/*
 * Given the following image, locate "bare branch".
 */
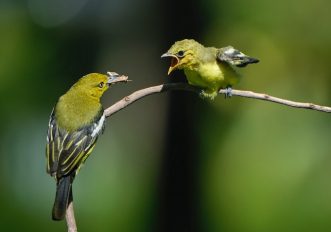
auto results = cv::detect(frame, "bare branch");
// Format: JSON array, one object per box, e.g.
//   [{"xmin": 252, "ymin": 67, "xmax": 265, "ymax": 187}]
[
  {"xmin": 105, "ymin": 83, "xmax": 331, "ymax": 117},
  {"xmin": 66, "ymin": 83, "xmax": 330, "ymax": 230},
  {"xmin": 66, "ymin": 202, "xmax": 77, "ymax": 232},
  {"xmin": 105, "ymin": 83, "xmax": 195, "ymax": 117},
  {"xmin": 218, "ymin": 89, "xmax": 331, "ymax": 112}
]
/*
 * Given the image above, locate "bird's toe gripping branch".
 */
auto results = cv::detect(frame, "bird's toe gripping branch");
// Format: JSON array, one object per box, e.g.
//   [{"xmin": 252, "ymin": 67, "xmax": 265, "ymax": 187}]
[{"xmin": 224, "ymin": 86, "xmax": 233, "ymax": 99}]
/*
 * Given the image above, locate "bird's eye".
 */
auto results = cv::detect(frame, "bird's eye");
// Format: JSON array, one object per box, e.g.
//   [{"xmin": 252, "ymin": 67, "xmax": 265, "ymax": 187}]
[
  {"xmin": 177, "ymin": 50, "xmax": 185, "ymax": 57},
  {"xmin": 98, "ymin": 82, "xmax": 104, "ymax": 88}
]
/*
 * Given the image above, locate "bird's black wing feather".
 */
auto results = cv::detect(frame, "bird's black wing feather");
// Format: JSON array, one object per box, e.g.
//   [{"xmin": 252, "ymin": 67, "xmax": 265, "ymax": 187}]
[
  {"xmin": 46, "ymin": 108, "xmax": 59, "ymax": 175},
  {"xmin": 217, "ymin": 46, "xmax": 259, "ymax": 67},
  {"xmin": 46, "ymin": 109, "xmax": 105, "ymax": 179}
]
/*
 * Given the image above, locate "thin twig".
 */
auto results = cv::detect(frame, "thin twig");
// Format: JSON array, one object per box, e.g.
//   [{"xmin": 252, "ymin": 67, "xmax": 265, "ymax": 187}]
[
  {"xmin": 218, "ymin": 89, "xmax": 331, "ymax": 112},
  {"xmin": 105, "ymin": 83, "xmax": 331, "ymax": 117},
  {"xmin": 66, "ymin": 202, "xmax": 77, "ymax": 232},
  {"xmin": 67, "ymin": 82, "xmax": 330, "ymax": 230}
]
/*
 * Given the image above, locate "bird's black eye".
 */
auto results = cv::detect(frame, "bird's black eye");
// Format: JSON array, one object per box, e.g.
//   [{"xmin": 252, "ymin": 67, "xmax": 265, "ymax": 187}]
[
  {"xmin": 177, "ymin": 50, "xmax": 185, "ymax": 57},
  {"xmin": 98, "ymin": 82, "xmax": 104, "ymax": 88}
]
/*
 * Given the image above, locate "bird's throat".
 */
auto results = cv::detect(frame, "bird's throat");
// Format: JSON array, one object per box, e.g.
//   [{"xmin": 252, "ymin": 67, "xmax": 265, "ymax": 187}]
[{"xmin": 170, "ymin": 57, "xmax": 179, "ymax": 68}]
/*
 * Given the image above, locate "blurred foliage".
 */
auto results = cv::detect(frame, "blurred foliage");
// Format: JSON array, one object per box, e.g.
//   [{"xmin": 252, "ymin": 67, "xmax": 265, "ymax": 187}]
[{"xmin": 0, "ymin": 0, "xmax": 331, "ymax": 231}]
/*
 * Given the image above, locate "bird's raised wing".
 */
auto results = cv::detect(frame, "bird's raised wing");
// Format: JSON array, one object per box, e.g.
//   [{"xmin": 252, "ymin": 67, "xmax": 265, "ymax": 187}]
[
  {"xmin": 217, "ymin": 46, "xmax": 259, "ymax": 67},
  {"xmin": 46, "ymin": 109, "xmax": 105, "ymax": 179}
]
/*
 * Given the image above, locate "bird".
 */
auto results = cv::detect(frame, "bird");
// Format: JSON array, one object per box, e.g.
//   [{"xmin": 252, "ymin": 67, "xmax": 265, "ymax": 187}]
[
  {"xmin": 161, "ymin": 39, "xmax": 259, "ymax": 99},
  {"xmin": 46, "ymin": 72, "xmax": 127, "ymax": 220}
]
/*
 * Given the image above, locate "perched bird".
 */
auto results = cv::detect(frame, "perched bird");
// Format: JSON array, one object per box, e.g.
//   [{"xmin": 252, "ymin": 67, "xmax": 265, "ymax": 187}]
[
  {"xmin": 161, "ymin": 39, "xmax": 259, "ymax": 99},
  {"xmin": 46, "ymin": 72, "xmax": 127, "ymax": 220}
]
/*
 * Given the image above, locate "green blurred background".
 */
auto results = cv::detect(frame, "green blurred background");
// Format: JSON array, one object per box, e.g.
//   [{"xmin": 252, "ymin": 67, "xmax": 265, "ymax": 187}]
[{"xmin": 1, "ymin": 0, "xmax": 331, "ymax": 231}]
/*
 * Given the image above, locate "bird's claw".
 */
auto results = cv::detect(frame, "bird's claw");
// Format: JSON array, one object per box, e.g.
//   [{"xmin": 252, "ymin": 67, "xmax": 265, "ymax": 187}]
[{"xmin": 224, "ymin": 86, "xmax": 232, "ymax": 99}]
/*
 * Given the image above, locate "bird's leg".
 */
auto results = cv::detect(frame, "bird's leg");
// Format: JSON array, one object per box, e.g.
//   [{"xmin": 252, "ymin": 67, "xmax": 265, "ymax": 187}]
[{"xmin": 224, "ymin": 86, "xmax": 233, "ymax": 99}]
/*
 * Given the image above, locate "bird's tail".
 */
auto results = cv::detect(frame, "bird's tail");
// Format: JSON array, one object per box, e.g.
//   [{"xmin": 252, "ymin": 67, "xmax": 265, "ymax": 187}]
[
  {"xmin": 236, "ymin": 56, "xmax": 259, "ymax": 67},
  {"xmin": 52, "ymin": 176, "xmax": 72, "ymax": 220}
]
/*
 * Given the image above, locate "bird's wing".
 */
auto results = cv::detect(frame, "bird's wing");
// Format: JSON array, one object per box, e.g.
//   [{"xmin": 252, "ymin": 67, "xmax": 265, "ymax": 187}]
[
  {"xmin": 217, "ymin": 46, "xmax": 259, "ymax": 67},
  {"xmin": 46, "ymin": 108, "xmax": 59, "ymax": 175},
  {"xmin": 46, "ymin": 110, "xmax": 105, "ymax": 179}
]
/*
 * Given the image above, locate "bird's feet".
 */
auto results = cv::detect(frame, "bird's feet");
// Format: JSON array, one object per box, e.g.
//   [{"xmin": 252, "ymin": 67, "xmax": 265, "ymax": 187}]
[
  {"xmin": 199, "ymin": 90, "xmax": 218, "ymax": 100},
  {"xmin": 224, "ymin": 86, "xmax": 232, "ymax": 99}
]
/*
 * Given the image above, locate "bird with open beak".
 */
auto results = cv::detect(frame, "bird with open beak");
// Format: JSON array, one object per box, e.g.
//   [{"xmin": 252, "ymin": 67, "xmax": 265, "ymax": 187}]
[{"xmin": 161, "ymin": 39, "xmax": 259, "ymax": 99}]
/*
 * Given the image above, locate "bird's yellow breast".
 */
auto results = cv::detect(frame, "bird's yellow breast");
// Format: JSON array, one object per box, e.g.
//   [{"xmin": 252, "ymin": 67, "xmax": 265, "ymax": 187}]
[
  {"xmin": 184, "ymin": 61, "xmax": 239, "ymax": 91},
  {"xmin": 55, "ymin": 91, "xmax": 102, "ymax": 132}
]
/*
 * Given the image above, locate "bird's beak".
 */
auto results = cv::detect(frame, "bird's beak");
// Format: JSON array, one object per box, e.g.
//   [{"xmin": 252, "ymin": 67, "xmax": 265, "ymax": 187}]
[
  {"xmin": 107, "ymin": 72, "xmax": 130, "ymax": 85},
  {"xmin": 161, "ymin": 53, "xmax": 180, "ymax": 75}
]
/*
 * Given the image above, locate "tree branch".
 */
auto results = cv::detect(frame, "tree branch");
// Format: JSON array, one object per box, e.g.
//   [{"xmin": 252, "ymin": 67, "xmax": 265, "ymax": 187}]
[
  {"xmin": 66, "ymin": 202, "xmax": 77, "ymax": 232},
  {"xmin": 67, "ymin": 82, "xmax": 330, "ymax": 231},
  {"xmin": 105, "ymin": 83, "xmax": 331, "ymax": 117}
]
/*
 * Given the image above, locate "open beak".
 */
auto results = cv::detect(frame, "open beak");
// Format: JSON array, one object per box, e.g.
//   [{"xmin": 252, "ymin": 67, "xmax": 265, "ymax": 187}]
[
  {"xmin": 161, "ymin": 53, "xmax": 180, "ymax": 75},
  {"xmin": 107, "ymin": 72, "xmax": 130, "ymax": 85}
]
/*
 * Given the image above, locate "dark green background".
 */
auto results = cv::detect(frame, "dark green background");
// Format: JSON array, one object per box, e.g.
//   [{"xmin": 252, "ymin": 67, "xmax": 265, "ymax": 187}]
[{"xmin": 1, "ymin": 0, "xmax": 331, "ymax": 231}]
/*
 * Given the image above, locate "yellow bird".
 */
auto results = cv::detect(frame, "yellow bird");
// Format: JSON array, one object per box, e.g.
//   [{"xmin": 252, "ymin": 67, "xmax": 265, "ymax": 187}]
[
  {"xmin": 46, "ymin": 72, "xmax": 127, "ymax": 220},
  {"xmin": 161, "ymin": 39, "xmax": 259, "ymax": 99}
]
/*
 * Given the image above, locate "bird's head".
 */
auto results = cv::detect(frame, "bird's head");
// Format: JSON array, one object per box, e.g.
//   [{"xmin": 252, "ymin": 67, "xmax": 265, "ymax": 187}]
[
  {"xmin": 72, "ymin": 72, "xmax": 129, "ymax": 99},
  {"xmin": 161, "ymin": 39, "xmax": 203, "ymax": 75}
]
